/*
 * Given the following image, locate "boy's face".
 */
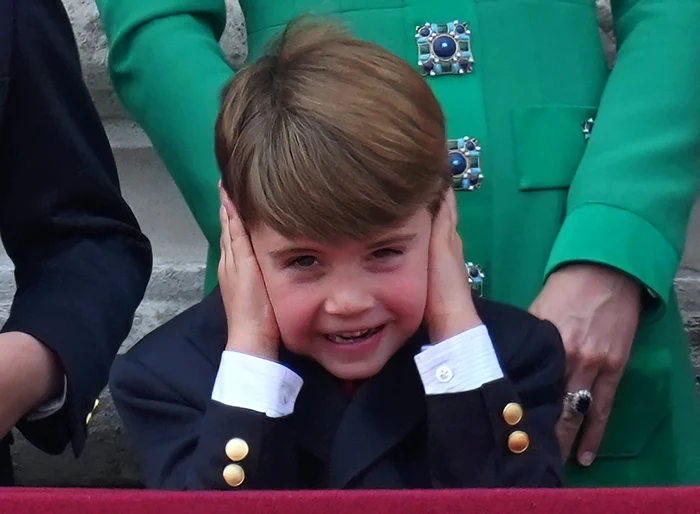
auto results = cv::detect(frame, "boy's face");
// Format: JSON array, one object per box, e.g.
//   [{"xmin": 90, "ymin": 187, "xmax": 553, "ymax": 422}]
[{"xmin": 250, "ymin": 209, "xmax": 432, "ymax": 380}]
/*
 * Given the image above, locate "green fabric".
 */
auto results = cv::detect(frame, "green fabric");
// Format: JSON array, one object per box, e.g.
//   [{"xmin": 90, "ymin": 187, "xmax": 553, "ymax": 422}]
[
  {"xmin": 513, "ymin": 106, "xmax": 597, "ymax": 191},
  {"xmin": 546, "ymin": 204, "xmax": 679, "ymax": 305},
  {"xmin": 98, "ymin": 0, "xmax": 231, "ymax": 292},
  {"xmin": 96, "ymin": 0, "xmax": 700, "ymax": 486}
]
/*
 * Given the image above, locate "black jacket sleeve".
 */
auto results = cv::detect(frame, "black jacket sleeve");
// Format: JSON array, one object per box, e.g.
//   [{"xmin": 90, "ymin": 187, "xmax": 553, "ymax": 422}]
[
  {"xmin": 426, "ymin": 318, "xmax": 565, "ymax": 488},
  {"xmin": 0, "ymin": 0, "xmax": 152, "ymax": 456},
  {"xmin": 109, "ymin": 304, "xmax": 297, "ymax": 491}
]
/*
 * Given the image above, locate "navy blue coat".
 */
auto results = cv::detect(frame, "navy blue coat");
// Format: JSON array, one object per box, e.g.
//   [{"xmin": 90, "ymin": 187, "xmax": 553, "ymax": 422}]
[
  {"xmin": 112, "ymin": 290, "xmax": 566, "ymax": 490},
  {"xmin": 0, "ymin": 0, "xmax": 152, "ymax": 485}
]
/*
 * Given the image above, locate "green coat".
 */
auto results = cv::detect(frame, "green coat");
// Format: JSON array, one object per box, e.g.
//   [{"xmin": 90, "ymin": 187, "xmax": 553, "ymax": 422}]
[{"xmin": 97, "ymin": 0, "xmax": 700, "ymax": 487}]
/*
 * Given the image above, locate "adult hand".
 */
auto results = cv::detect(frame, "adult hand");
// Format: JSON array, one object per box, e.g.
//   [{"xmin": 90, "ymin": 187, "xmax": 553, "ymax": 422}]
[
  {"xmin": 0, "ymin": 332, "xmax": 62, "ymax": 438},
  {"xmin": 218, "ymin": 185, "xmax": 280, "ymax": 361},
  {"xmin": 425, "ymin": 189, "xmax": 482, "ymax": 344},
  {"xmin": 530, "ymin": 263, "xmax": 641, "ymax": 466}
]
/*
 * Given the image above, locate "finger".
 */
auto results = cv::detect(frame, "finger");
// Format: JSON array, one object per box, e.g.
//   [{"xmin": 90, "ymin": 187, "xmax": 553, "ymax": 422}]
[
  {"xmin": 557, "ymin": 365, "xmax": 597, "ymax": 461},
  {"xmin": 218, "ymin": 183, "xmax": 248, "ymax": 248},
  {"xmin": 219, "ymin": 205, "xmax": 233, "ymax": 271},
  {"xmin": 431, "ymin": 191, "xmax": 452, "ymax": 241},
  {"xmin": 225, "ymin": 199, "xmax": 256, "ymax": 260},
  {"xmin": 576, "ymin": 370, "xmax": 622, "ymax": 466},
  {"xmin": 219, "ymin": 183, "xmax": 237, "ymax": 218},
  {"xmin": 556, "ymin": 401, "xmax": 584, "ymax": 462}
]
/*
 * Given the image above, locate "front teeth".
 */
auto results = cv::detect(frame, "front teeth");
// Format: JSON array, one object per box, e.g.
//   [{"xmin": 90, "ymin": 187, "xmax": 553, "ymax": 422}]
[
  {"xmin": 326, "ymin": 326, "xmax": 381, "ymax": 344},
  {"xmin": 339, "ymin": 329, "xmax": 369, "ymax": 338}
]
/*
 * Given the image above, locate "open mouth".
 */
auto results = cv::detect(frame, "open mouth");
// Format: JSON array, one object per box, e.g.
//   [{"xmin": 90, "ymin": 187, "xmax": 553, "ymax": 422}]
[{"xmin": 325, "ymin": 325, "xmax": 385, "ymax": 345}]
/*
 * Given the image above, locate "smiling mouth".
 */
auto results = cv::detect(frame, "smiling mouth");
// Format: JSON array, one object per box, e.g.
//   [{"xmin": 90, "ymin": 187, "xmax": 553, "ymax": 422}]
[{"xmin": 325, "ymin": 325, "xmax": 385, "ymax": 345}]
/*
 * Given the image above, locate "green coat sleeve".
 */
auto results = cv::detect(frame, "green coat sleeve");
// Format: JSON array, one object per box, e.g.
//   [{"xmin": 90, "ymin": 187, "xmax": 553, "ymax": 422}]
[
  {"xmin": 96, "ymin": 0, "xmax": 232, "ymax": 249},
  {"xmin": 545, "ymin": 0, "xmax": 700, "ymax": 305}
]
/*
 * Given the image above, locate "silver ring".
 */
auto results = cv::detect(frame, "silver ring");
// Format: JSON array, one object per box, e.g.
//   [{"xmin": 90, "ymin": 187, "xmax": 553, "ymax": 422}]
[{"xmin": 564, "ymin": 389, "xmax": 593, "ymax": 416}]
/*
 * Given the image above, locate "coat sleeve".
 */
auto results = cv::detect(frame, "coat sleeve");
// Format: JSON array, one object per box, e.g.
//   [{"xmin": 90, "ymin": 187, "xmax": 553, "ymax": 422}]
[
  {"xmin": 545, "ymin": 0, "xmax": 700, "ymax": 307},
  {"xmin": 0, "ymin": 0, "xmax": 152, "ymax": 456},
  {"xmin": 426, "ymin": 320, "xmax": 565, "ymax": 488},
  {"xmin": 96, "ymin": 0, "xmax": 233, "ymax": 250},
  {"xmin": 110, "ymin": 348, "xmax": 297, "ymax": 490}
]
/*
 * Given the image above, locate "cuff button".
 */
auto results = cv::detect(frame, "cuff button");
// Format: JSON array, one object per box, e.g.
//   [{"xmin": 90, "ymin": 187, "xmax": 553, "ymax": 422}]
[
  {"xmin": 503, "ymin": 403, "xmax": 523, "ymax": 426},
  {"xmin": 508, "ymin": 431, "xmax": 530, "ymax": 454},
  {"xmin": 225, "ymin": 438, "xmax": 250, "ymax": 462},
  {"xmin": 223, "ymin": 464, "xmax": 245, "ymax": 487}
]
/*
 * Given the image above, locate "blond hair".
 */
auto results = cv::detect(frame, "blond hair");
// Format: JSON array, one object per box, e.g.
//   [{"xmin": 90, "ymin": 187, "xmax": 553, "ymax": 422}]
[{"xmin": 215, "ymin": 17, "xmax": 450, "ymax": 242}]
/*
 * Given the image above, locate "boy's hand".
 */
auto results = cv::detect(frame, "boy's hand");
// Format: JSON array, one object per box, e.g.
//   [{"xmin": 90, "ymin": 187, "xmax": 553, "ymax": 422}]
[
  {"xmin": 218, "ymin": 186, "xmax": 280, "ymax": 361},
  {"xmin": 425, "ymin": 189, "xmax": 482, "ymax": 344}
]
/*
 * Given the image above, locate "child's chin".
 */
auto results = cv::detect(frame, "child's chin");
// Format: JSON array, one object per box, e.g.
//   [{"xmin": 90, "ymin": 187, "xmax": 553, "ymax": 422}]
[{"xmin": 323, "ymin": 357, "xmax": 389, "ymax": 381}]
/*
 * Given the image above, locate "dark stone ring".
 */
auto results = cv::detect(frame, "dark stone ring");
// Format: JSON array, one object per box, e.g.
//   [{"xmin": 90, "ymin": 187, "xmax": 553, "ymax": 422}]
[{"xmin": 564, "ymin": 389, "xmax": 593, "ymax": 416}]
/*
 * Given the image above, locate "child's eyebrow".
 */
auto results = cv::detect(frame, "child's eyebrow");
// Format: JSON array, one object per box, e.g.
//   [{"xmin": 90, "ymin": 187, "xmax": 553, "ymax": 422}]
[
  {"xmin": 366, "ymin": 233, "xmax": 416, "ymax": 250},
  {"xmin": 269, "ymin": 246, "xmax": 318, "ymax": 260}
]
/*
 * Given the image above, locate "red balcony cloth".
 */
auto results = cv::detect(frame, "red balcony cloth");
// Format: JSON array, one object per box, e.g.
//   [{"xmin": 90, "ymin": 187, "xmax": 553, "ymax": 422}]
[{"xmin": 1, "ymin": 487, "xmax": 700, "ymax": 514}]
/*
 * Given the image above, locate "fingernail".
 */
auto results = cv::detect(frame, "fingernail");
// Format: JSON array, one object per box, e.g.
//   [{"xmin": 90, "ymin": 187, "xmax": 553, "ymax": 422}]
[{"xmin": 579, "ymin": 452, "xmax": 594, "ymax": 467}]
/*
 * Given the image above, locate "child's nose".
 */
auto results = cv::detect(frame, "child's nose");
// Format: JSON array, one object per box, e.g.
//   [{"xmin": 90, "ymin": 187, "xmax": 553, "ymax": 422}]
[{"xmin": 323, "ymin": 288, "xmax": 375, "ymax": 316}]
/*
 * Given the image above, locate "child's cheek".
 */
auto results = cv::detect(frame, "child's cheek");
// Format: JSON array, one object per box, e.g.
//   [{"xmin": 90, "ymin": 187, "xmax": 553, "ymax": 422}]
[
  {"xmin": 268, "ymin": 282, "xmax": 319, "ymax": 349},
  {"xmin": 379, "ymin": 268, "xmax": 429, "ymax": 323}
]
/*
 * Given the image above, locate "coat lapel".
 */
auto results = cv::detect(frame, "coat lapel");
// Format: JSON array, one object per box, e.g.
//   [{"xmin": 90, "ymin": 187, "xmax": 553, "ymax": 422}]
[
  {"xmin": 327, "ymin": 333, "xmax": 427, "ymax": 488},
  {"xmin": 286, "ymin": 351, "xmax": 349, "ymax": 465}
]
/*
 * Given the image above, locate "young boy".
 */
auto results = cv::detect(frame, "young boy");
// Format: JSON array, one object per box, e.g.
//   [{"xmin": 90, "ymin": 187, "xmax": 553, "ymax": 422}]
[{"xmin": 110, "ymin": 18, "xmax": 565, "ymax": 491}]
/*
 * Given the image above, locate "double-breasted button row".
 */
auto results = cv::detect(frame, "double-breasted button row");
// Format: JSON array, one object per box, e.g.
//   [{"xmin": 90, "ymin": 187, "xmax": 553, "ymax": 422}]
[
  {"xmin": 222, "ymin": 438, "xmax": 249, "ymax": 488},
  {"xmin": 502, "ymin": 403, "xmax": 530, "ymax": 454},
  {"xmin": 418, "ymin": 21, "xmax": 483, "ymax": 291}
]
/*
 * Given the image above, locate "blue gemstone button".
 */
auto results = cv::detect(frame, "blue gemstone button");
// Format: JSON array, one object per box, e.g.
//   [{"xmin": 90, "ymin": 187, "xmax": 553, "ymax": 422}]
[
  {"xmin": 449, "ymin": 152, "xmax": 467, "ymax": 175},
  {"xmin": 416, "ymin": 21, "xmax": 473, "ymax": 77},
  {"xmin": 433, "ymin": 35, "xmax": 457, "ymax": 59},
  {"xmin": 448, "ymin": 137, "xmax": 482, "ymax": 191}
]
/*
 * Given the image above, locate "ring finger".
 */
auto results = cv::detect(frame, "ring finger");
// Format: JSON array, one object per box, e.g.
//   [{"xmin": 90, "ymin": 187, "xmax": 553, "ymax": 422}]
[{"xmin": 557, "ymin": 370, "xmax": 597, "ymax": 461}]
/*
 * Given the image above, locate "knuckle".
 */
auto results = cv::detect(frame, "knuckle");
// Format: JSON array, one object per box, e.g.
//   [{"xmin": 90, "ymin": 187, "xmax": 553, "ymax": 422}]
[
  {"xmin": 559, "ymin": 408, "xmax": 582, "ymax": 426},
  {"xmin": 603, "ymin": 354, "xmax": 626, "ymax": 374},
  {"xmin": 576, "ymin": 348, "xmax": 606, "ymax": 369},
  {"xmin": 594, "ymin": 408, "xmax": 611, "ymax": 425}
]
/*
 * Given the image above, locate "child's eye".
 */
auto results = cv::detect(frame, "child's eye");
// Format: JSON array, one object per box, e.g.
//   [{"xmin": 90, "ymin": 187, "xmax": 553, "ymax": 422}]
[
  {"xmin": 290, "ymin": 255, "xmax": 317, "ymax": 269},
  {"xmin": 372, "ymin": 248, "xmax": 403, "ymax": 260}
]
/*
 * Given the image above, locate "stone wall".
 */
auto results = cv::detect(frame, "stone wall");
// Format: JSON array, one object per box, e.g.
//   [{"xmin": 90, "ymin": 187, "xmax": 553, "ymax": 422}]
[{"xmin": 5, "ymin": 0, "xmax": 700, "ymax": 487}]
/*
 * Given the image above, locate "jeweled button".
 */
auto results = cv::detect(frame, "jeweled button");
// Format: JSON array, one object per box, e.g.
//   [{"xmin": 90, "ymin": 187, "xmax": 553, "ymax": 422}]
[
  {"xmin": 449, "ymin": 151, "xmax": 467, "ymax": 175},
  {"xmin": 433, "ymin": 35, "xmax": 457, "ymax": 59}
]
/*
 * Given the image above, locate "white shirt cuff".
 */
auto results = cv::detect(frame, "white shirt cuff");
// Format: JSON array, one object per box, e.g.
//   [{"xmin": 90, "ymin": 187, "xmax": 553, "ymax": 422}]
[
  {"xmin": 211, "ymin": 351, "xmax": 303, "ymax": 418},
  {"xmin": 414, "ymin": 325, "xmax": 504, "ymax": 395},
  {"xmin": 26, "ymin": 375, "xmax": 67, "ymax": 421}
]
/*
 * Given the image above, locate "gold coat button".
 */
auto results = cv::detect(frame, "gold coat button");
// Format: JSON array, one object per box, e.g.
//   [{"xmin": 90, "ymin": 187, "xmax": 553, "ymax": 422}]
[
  {"xmin": 503, "ymin": 403, "xmax": 523, "ymax": 426},
  {"xmin": 85, "ymin": 412, "xmax": 92, "ymax": 425},
  {"xmin": 508, "ymin": 431, "xmax": 530, "ymax": 454},
  {"xmin": 223, "ymin": 464, "xmax": 245, "ymax": 487},
  {"xmin": 225, "ymin": 438, "xmax": 250, "ymax": 462}
]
